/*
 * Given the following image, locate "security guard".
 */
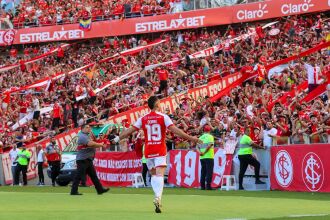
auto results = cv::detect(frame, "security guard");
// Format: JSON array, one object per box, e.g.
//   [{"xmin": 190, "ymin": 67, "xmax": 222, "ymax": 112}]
[
  {"xmin": 70, "ymin": 124, "xmax": 109, "ymax": 195},
  {"xmin": 238, "ymin": 127, "xmax": 266, "ymax": 190},
  {"xmin": 14, "ymin": 146, "xmax": 31, "ymax": 186},
  {"xmin": 198, "ymin": 125, "xmax": 214, "ymax": 190}
]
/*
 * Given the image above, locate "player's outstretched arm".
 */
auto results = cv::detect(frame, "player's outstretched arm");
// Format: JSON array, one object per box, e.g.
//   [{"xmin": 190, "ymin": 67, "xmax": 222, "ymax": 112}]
[
  {"xmin": 168, "ymin": 125, "xmax": 202, "ymax": 144},
  {"xmin": 119, "ymin": 126, "xmax": 137, "ymax": 141}
]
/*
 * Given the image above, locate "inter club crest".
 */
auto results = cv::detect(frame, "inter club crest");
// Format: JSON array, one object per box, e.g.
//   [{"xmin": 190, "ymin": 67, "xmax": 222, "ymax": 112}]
[
  {"xmin": 275, "ymin": 150, "xmax": 293, "ymax": 187},
  {"xmin": 3, "ymin": 29, "xmax": 16, "ymax": 45},
  {"xmin": 302, "ymin": 152, "xmax": 324, "ymax": 192}
]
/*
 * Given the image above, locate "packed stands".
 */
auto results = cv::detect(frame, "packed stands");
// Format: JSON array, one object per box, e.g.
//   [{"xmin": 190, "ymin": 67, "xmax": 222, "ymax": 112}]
[{"xmin": 0, "ymin": 12, "xmax": 329, "ymax": 153}]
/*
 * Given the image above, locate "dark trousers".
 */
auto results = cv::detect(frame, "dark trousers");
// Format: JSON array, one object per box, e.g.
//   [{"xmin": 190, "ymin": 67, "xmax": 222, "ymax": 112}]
[
  {"xmin": 238, "ymin": 154, "xmax": 260, "ymax": 187},
  {"xmin": 71, "ymin": 159, "xmax": 104, "ymax": 194},
  {"xmin": 14, "ymin": 164, "xmax": 28, "ymax": 185},
  {"xmin": 200, "ymin": 158, "xmax": 214, "ymax": 189},
  {"xmin": 142, "ymin": 163, "xmax": 148, "ymax": 186},
  {"xmin": 37, "ymin": 162, "xmax": 44, "ymax": 184},
  {"xmin": 308, "ymin": 84, "xmax": 318, "ymax": 93},
  {"xmin": 49, "ymin": 161, "xmax": 61, "ymax": 185},
  {"xmin": 72, "ymin": 108, "xmax": 79, "ymax": 128}
]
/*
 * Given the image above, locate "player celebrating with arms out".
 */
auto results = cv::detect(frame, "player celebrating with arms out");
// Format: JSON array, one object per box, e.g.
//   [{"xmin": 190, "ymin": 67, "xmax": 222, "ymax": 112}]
[{"xmin": 117, "ymin": 96, "xmax": 202, "ymax": 213}]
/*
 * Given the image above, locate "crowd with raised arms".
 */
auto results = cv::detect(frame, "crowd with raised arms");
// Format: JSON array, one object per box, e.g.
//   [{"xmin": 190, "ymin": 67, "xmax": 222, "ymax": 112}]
[{"xmin": 0, "ymin": 13, "xmax": 329, "ymax": 153}]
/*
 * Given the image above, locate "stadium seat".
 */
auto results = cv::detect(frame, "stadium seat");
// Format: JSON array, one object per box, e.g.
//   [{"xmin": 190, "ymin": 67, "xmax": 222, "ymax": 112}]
[
  {"xmin": 220, "ymin": 175, "xmax": 237, "ymax": 191},
  {"xmin": 132, "ymin": 173, "xmax": 145, "ymax": 188}
]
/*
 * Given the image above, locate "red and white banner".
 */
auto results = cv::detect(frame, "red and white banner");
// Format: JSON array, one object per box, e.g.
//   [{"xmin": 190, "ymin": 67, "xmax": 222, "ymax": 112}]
[
  {"xmin": 89, "ymin": 151, "xmax": 142, "ymax": 187},
  {"xmin": 168, "ymin": 149, "xmax": 233, "ymax": 188},
  {"xmin": 1, "ymin": 146, "xmax": 37, "ymax": 185},
  {"xmin": 0, "ymin": 43, "xmax": 70, "ymax": 73},
  {"xmin": 3, "ymin": 39, "xmax": 165, "ymax": 94},
  {"xmin": 107, "ymin": 72, "xmax": 242, "ymax": 125},
  {"xmin": 145, "ymin": 21, "xmax": 277, "ymax": 71},
  {"xmin": 271, "ymin": 144, "xmax": 330, "ymax": 192},
  {"xmin": 1, "ymin": 0, "xmax": 327, "ymax": 45},
  {"xmin": 211, "ymin": 40, "xmax": 330, "ymax": 103}
]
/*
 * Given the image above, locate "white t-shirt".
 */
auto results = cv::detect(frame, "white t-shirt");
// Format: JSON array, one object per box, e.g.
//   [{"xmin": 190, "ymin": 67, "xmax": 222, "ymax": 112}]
[
  {"xmin": 9, "ymin": 148, "xmax": 19, "ymax": 166},
  {"xmin": 37, "ymin": 149, "xmax": 45, "ymax": 163},
  {"xmin": 304, "ymin": 63, "xmax": 321, "ymax": 85},
  {"xmin": 246, "ymin": 105, "xmax": 254, "ymax": 118},
  {"xmin": 263, "ymin": 128, "xmax": 278, "ymax": 148},
  {"xmin": 33, "ymin": 98, "xmax": 40, "ymax": 111},
  {"xmin": 229, "ymin": 129, "xmax": 238, "ymax": 138}
]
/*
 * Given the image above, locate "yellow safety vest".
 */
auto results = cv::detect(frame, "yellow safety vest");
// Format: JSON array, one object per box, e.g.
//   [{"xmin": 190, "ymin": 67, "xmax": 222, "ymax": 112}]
[
  {"xmin": 199, "ymin": 133, "xmax": 214, "ymax": 159},
  {"xmin": 238, "ymin": 135, "xmax": 253, "ymax": 155},
  {"xmin": 17, "ymin": 148, "xmax": 31, "ymax": 166}
]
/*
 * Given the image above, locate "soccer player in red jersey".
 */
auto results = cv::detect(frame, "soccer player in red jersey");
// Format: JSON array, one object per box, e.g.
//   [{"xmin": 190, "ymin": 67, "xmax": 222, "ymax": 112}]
[{"xmin": 118, "ymin": 96, "xmax": 202, "ymax": 213}]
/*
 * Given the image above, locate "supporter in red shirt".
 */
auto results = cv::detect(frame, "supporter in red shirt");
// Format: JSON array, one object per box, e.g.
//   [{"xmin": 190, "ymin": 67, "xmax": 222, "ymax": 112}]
[
  {"xmin": 157, "ymin": 66, "xmax": 169, "ymax": 97},
  {"xmin": 131, "ymin": 0, "xmax": 142, "ymax": 17},
  {"xmin": 10, "ymin": 48, "xmax": 17, "ymax": 57},
  {"xmin": 18, "ymin": 97, "xmax": 30, "ymax": 120},
  {"xmin": 57, "ymin": 46, "xmax": 64, "ymax": 62},
  {"xmin": 51, "ymin": 100, "xmax": 62, "ymax": 132}
]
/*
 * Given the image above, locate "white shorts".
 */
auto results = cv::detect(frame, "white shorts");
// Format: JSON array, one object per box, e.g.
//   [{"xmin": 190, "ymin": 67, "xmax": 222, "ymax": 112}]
[{"xmin": 146, "ymin": 156, "xmax": 167, "ymax": 170}]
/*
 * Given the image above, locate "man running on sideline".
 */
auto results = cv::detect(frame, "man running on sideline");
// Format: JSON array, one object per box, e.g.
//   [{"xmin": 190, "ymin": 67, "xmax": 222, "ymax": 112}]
[{"xmin": 117, "ymin": 96, "xmax": 202, "ymax": 213}]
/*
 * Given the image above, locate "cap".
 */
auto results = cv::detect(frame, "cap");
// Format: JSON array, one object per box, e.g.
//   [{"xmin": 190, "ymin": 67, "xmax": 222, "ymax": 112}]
[{"xmin": 203, "ymin": 125, "xmax": 211, "ymax": 132}]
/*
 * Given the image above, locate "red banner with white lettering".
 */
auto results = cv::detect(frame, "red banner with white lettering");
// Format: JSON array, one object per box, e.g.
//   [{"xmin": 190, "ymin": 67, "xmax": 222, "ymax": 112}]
[
  {"xmin": 1, "ymin": 0, "xmax": 327, "ymax": 45},
  {"xmin": 168, "ymin": 149, "xmax": 233, "ymax": 188},
  {"xmin": 271, "ymin": 144, "xmax": 330, "ymax": 192},
  {"xmin": 89, "ymin": 151, "xmax": 142, "ymax": 187}
]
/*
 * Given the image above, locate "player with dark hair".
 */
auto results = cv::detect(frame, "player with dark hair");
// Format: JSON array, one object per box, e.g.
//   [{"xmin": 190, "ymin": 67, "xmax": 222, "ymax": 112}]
[{"xmin": 117, "ymin": 96, "xmax": 202, "ymax": 213}]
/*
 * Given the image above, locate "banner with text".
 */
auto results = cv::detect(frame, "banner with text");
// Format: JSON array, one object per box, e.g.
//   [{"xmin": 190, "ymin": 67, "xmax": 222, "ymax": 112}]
[
  {"xmin": 168, "ymin": 149, "xmax": 233, "ymax": 188},
  {"xmin": 89, "ymin": 151, "xmax": 142, "ymax": 187},
  {"xmin": 1, "ymin": 0, "xmax": 327, "ymax": 45},
  {"xmin": 271, "ymin": 144, "xmax": 330, "ymax": 193},
  {"xmin": 107, "ymin": 72, "xmax": 242, "ymax": 125}
]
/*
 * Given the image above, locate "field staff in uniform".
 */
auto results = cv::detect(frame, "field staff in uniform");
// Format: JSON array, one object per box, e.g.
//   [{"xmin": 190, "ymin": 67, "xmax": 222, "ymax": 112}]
[
  {"xmin": 197, "ymin": 125, "xmax": 214, "ymax": 190},
  {"xmin": 238, "ymin": 127, "xmax": 266, "ymax": 190},
  {"xmin": 70, "ymin": 124, "xmax": 109, "ymax": 195},
  {"xmin": 46, "ymin": 135, "xmax": 61, "ymax": 187},
  {"xmin": 14, "ymin": 146, "xmax": 31, "ymax": 186}
]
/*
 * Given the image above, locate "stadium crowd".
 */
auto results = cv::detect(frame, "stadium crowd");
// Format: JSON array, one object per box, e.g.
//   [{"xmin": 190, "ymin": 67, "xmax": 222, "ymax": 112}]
[
  {"xmin": 0, "ymin": 0, "xmax": 263, "ymax": 28},
  {"xmin": 1, "ymin": 0, "xmax": 205, "ymax": 28},
  {"xmin": 0, "ymin": 13, "xmax": 329, "ymax": 153}
]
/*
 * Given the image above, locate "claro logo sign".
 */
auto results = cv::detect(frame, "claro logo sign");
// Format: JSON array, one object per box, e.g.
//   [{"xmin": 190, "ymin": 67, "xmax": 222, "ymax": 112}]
[
  {"xmin": 281, "ymin": 0, "xmax": 314, "ymax": 15},
  {"xmin": 236, "ymin": 4, "xmax": 268, "ymax": 20},
  {"xmin": 135, "ymin": 14, "xmax": 205, "ymax": 32}
]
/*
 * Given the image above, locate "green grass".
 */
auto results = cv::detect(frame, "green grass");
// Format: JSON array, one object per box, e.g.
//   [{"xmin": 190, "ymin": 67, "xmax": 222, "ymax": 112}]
[{"xmin": 0, "ymin": 187, "xmax": 329, "ymax": 220}]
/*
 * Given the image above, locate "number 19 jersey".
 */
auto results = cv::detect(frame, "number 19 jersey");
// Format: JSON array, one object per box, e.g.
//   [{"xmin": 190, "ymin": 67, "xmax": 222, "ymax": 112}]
[{"xmin": 133, "ymin": 111, "xmax": 174, "ymax": 158}]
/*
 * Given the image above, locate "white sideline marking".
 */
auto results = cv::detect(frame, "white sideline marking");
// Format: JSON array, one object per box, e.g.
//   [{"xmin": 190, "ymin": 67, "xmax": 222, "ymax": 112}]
[
  {"xmin": 222, "ymin": 218, "xmax": 247, "ymax": 220},
  {"xmin": 288, "ymin": 214, "xmax": 328, "ymax": 218}
]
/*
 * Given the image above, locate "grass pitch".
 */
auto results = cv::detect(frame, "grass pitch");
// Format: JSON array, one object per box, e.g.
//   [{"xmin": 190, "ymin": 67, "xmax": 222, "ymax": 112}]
[{"xmin": 0, "ymin": 187, "xmax": 329, "ymax": 220}]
